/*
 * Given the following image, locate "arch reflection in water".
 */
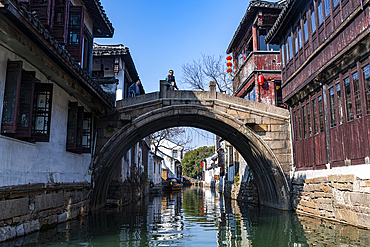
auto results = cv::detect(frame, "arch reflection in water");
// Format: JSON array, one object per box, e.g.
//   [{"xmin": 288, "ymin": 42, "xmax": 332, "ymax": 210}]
[{"xmin": 11, "ymin": 187, "xmax": 370, "ymax": 246}]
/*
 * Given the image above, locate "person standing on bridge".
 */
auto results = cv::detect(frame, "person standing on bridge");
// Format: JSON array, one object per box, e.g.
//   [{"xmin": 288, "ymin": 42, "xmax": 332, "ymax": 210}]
[
  {"xmin": 129, "ymin": 79, "xmax": 145, "ymax": 97},
  {"xmin": 166, "ymin": 70, "xmax": 179, "ymax": 90}
]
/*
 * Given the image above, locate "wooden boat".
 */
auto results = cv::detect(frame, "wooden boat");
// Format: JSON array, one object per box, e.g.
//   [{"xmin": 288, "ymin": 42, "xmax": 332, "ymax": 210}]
[{"xmin": 163, "ymin": 178, "xmax": 182, "ymax": 190}]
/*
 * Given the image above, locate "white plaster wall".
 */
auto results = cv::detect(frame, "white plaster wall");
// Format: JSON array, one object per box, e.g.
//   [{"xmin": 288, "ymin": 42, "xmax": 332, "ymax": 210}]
[
  {"xmin": 227, "ymin": 165, "xmax": 235, "ymax": 182},
  {"xmin": 239, "ymin": 156, "xmax": 249, "ymax": 182},
  {"xmin": 0, "ymin": 47, "xmax": 91, "ymax": 187},
  {"xmin": 148, "ymin": 153, "xmax": 162, "ymax": 186},
  {"xmin": 295, "ymin": 162, "xmax": 370, "ymax": 180},
  {"xmin": 120, "ymin": 150, "xmax": 131, "ymax": 182}
]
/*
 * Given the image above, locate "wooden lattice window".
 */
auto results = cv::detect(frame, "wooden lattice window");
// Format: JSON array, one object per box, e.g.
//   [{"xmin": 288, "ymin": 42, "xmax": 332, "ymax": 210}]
[
  {"xmin": 65, "ymin": 6, "xmax": 85, "ymax": 62},
  {"xmin": 31, "ymin": 83, "xmax": 53, "ymax": 142},
  {"xmin": 2, "ymin": 61, "xmax": 53, "ymax": 141},
  {"xmin": 66, "ymin": 102, "xmax": 92, "ymax": 153}
]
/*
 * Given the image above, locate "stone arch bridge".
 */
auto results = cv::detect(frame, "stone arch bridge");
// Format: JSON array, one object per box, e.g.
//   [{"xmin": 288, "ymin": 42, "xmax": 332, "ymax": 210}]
[{"xmin": 92, "ymin": 81, "xmax": 292, "ymax": 211}]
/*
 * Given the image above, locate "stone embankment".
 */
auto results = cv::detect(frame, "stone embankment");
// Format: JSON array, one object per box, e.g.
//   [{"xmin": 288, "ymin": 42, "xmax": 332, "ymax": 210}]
[
  {"xmin": 293, "ymin": 174, "xmax": 370, "ymax": 229},
  {"xmin": 0, "ymin": 183, "xmax": 90, "ymax": 242}
]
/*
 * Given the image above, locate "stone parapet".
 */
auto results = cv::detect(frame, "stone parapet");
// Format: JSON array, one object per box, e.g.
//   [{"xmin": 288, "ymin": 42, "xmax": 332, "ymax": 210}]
[
  {"xmin": 0, "ymin": 183, "xmax": 91, "ymax": 243},
  {"xmin": 293, "ymin": 174, "xmax": 370, "ymax": 229}
]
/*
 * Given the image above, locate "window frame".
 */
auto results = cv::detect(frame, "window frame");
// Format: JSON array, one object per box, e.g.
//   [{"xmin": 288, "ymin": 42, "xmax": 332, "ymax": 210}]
[
  {"xmin": 1, "ymin": 61, "xmax": 36, "ymax": 138},
  {"xmin": 66, "ymin": 101, "xmax": 93, "ymax": 153},
  {"xmin": 31, "ymin": 83, "xmax": 53, "ymax": 142}
]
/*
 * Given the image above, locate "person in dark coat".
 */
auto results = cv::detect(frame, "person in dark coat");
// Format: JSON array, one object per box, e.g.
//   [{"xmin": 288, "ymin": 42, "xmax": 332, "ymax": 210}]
[
  {"xmin": 165, "ymin": 70, "xmax": 179, "ymax": 90},
  {"xmin": 128, "ymin": 80, "xmax": 145, "ymax": 97}
]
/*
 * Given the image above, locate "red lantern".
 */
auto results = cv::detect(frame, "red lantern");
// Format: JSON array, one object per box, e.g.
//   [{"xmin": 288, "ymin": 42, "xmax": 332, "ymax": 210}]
[
  {"xmin": 258, "ymin": 75, "xmax": 264, "ymax": 86},
  {"xmin": 227, "ymin": 68, "xmax": 232, "ymax": 73},
  {"xmin": 227, "ymin": 62, "xmax": 232, "ymax": 67},
  {"xmin": 226, "ymin": 56, "xmax": 232, "ymax": 61}
]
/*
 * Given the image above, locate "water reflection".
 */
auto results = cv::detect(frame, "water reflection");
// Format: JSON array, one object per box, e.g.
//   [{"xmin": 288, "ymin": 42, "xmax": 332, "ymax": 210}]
[{"xmin": 3, "ymin": 187, "xmax": 370, "ymax": 246}]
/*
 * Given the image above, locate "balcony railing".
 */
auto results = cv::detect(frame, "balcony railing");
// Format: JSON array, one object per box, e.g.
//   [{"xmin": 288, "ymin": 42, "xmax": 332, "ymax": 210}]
[{"xmin": 233, "ymin": 51, "xmax": 281, "ymax": 87}]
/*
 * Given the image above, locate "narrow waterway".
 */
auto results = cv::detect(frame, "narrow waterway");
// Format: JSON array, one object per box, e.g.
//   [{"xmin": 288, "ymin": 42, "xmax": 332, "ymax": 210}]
[{"xmin": 5, "ymin": 187, "xmax": 370, "ymax": 246}]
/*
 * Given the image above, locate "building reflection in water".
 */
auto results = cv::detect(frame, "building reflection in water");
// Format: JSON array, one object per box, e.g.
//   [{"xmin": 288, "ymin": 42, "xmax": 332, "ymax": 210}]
[
  {"xmin": 148, "ymin": 191, "xmax": 184, "ymax": 242},
  {"xmin": 4, "ymin": 187, "xmax": 370, "ymax": 246}
]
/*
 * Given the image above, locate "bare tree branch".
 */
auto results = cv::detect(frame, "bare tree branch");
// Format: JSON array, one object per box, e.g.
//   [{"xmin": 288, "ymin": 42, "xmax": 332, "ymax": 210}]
[
  {"xmin": 150, "ymin": 127, "xmax": 192, "ymax": 155},
  {"xmin": 182, "ymin": 54, "xmax": 233, "ymax": 95}
]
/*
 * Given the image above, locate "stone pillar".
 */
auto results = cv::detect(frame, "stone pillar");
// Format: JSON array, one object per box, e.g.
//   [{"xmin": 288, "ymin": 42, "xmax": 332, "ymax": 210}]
[
  {"xmin": 159, "ymin": 80, "xmax": 167, "ymax": 98},
  {"xmin": 209, "ymin": 81, "xmax": 216, "ymax": 99}
]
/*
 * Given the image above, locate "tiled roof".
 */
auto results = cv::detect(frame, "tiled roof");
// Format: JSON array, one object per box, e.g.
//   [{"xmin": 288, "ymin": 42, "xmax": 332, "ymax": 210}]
[
  {"xmin": 93, "ymin": 43, "xmax": 140, "ymax": 83},
  {"xmin": 84, "ymin": 0, "xmax": 114, "ymax": 37},
  {"xmin": 226, "ymin": 0, "xmax": 286, "ymax": 54},
  {"xmin": 265, "ymin": 0, "xmax": 295, "ymax": 44},
  {"xmin": 93, "ymin": 43, "xmax": 129, "ymax": 55}
]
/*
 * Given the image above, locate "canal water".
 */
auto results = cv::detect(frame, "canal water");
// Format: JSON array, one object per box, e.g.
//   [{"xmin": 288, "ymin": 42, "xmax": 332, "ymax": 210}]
[{"xmin": 4, "ymin": 187, "xmax": 370, "ymax": 246}]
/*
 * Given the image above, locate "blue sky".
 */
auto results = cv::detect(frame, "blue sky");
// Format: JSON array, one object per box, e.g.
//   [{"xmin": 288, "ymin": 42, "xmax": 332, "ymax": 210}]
[
  {"xmin": 95, "ymin": 0, "xmax": 279, "ymax": 148},
  {"xmin": 95, "ymin": 0, "xmax": 255, "ymax": 92}
]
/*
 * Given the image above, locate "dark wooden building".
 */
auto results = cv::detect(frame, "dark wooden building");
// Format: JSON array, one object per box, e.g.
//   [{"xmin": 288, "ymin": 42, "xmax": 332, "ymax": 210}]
[
  {"xmin": 266, "ymin": 0, "xmax": 370, "ymax": 170},
  {"xmin": 227, "ymin": 1, "xmax": 285, "ymax": 106}
]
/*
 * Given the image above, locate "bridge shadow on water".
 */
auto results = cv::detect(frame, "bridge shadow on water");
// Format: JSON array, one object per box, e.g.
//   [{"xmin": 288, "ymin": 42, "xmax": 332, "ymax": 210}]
[
  {"xmin": 6, "ymin": 187, "xmax": 370, "ymax": 246},
  {"xmin": 92, "ymin": 82, "xmax": 292, "ymax": 212}
]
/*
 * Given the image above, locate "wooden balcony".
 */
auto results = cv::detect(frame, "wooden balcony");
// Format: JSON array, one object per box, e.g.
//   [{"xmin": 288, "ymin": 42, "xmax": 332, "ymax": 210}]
[{"xmin": 233, "ymin": 51, "xmax": 281, "ymax": 87}]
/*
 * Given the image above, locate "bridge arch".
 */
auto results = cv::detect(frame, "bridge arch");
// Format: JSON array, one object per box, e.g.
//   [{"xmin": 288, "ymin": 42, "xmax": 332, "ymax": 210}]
[{"xmin": 91, "ymin": 101, "xmax": 291, "ymax": 211}]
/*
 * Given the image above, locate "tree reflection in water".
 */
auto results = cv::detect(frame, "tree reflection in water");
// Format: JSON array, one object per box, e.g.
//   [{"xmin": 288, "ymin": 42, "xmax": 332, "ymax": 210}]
[{"xmin": 7, "ymin": 187, "xmax": 370, "ymax": 246}]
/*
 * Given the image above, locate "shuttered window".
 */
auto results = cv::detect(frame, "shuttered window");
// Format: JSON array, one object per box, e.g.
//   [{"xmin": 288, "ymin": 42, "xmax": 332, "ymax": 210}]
[
  {"xmin": 1, "ymin": 61, "xmax": 53, "ymax": 141},
  {"xmin": 1, "ymin": 61, "xmax": 35, "ymax": 137},
  {"xmin": 66, "ymin": 6, "xmax": 85, "ymax": 62},
  {"xmin": 66, "ymin": 102, "xmax": 92, "ymax": 153}
]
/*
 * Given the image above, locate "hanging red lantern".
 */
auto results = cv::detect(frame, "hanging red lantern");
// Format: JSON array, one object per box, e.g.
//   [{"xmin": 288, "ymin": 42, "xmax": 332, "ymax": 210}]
[
  {"xmin": 227, "ymin": 68, "xmax": 232, "ymax": 73},
  {"xmin": 226, "ymin": 56, "xmax": 232, "ymax": 61},
  {"xmin": 258, "ymin": 75, "xmax": 264, "ymax": 86},
  {"xmin": 227, "ymin": 62, "xmax": 232, "ymax": 67}
]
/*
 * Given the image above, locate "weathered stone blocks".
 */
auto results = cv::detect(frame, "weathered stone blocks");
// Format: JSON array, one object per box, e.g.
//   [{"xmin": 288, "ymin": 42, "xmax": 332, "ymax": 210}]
[
  {"xmin": 0, "ymin": 184, "xmax": 91, "ymax": 243},
  {"xmin": 0, "ymin": 198, "xmax": 29, "ymax": 220},
  {"xmin": 35, "ymin": 193, "xmax": 64, "ymax": 211},
  {"xmin": 293, "ymin": 174, "xmax": 370, "ymax": 229}
]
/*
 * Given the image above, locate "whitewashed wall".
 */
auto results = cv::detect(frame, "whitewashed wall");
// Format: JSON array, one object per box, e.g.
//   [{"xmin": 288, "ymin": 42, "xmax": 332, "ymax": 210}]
[{"xmin": 0, "ymin": 47, "xmax": 92, "ymax": 187}]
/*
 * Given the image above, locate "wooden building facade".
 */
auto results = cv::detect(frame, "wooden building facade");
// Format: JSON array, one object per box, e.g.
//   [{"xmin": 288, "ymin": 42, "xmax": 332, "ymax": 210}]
[
  {"xmin": 227, "ymin": 1, "xmax": 285, "ymax": 107},
  {"xmin": 266, "ymin": 0, "xmax": 370, "ymax": 170}
]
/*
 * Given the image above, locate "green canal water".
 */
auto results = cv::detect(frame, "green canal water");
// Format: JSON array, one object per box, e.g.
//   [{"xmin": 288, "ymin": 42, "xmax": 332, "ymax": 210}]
[{"xmin": 5, "ymin": 187, "xmax": 370, "ymax": 246}]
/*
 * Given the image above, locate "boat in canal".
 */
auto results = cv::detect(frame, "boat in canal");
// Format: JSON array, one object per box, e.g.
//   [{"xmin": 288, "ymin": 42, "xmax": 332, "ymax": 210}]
[{"xmin": 163, "ymin": 177, "xmax": 182, "ymax": 191}]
